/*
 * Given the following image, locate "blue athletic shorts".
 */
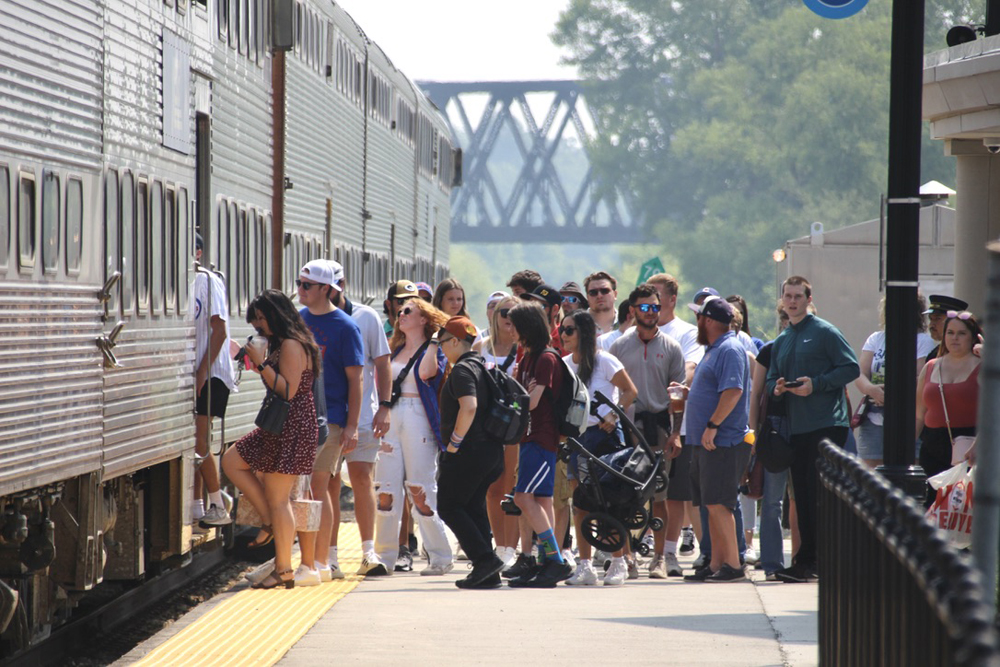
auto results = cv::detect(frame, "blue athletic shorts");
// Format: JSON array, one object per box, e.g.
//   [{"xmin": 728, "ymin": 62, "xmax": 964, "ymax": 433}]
[{"xmin": 515, "ymin": 441, "xmax": 557, "ymax": 497}]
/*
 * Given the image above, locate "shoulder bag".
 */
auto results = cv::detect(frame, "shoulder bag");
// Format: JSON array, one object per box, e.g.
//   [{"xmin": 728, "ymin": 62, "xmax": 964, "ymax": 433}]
[
  {"xmin": 935, "ymin": 360, "xmax": 977, "ymax": 464},
  {"xmin": 388, "ymin": 341, "xmax": 431, "ymax": 408},
  {"xmin": 255, "ymin": 355, "xmax": 291, "ymax": 435},
  {"xmin": 755, "ymin": 387, "xmax": 794, "ymax": 473}
]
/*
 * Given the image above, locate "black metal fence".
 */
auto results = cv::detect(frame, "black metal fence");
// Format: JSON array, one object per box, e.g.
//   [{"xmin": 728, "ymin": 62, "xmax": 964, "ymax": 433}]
[{"xmin": 817, "ymin": 442, "xmax": 1000, "ymax": 666}]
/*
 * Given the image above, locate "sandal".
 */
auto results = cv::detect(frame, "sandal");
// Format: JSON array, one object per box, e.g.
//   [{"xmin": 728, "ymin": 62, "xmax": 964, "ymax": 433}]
[
  {"xmin": 252, "ymin": 568, "xmax": 294, "ymax": 590},
  {"xmin": 248, "ymin": 524, "xmax": 274, "ymax": 549}
]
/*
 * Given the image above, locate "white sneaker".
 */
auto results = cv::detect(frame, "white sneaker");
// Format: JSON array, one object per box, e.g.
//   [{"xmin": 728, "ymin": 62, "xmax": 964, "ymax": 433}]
[
  {"xmin": 565, "ymin": 560, "xmax": 599, "ymax": 586},
  {"xmin": 317, "ymin": 564, "xmax": 333, "ymax": 582},
  {"xmin": 328, "ymin": 562, "xmax": 345, "ymax": 580},
  {"xmin": 648, "ymin": 555, "xmax": 667, "ymax": 579},
  {"xmin": 500, "ymin": 548, "xmax": 518, "ymax": 572},
  {"xmin": 420, "ymin": 562, "xmax": 454, "ymax": 576},
  {"xmin": 604, "ymin": 559, "xmax": 627, "ymax": 586},
  {"xmin": 561, "ymin": 549, "xmax": 577, "ymax": 569},
  {"xmin": 665, "ymin": 552, "xmax": 683, "ymax": 577},
  {"xmin": 744, "ymin": 546, "xmax": 759, "ymax": 565},
  {"xmin": 357, "ymin": 554, "xmax": 389, "ymax": 576},
  {"xmin": 246, "ymin": 559, "xmax": 275, "ymax": 585},
  {"xmin": 294, "ymin": 564, "xmax": 321, "ymax": 587},
  {"xmin": 201, "ymin": 504, "xmax": 232, "ymax": 526}
]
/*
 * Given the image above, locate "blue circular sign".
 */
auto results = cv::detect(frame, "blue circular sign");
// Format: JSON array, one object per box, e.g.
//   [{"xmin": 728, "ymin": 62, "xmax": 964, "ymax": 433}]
[{"xmin": 803, "ymin": 0, "xmax": 868, "ymax": 19}]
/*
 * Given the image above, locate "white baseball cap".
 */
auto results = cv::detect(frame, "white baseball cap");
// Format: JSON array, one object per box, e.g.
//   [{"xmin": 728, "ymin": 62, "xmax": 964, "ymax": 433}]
[{"xmin": 299, "ymin": 259, "xmax": 342, "ymax": 291}]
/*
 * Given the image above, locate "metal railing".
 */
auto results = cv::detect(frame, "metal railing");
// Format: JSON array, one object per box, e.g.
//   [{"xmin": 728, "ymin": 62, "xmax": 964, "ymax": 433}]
[{"xmin": 817, "ymin": 442, "xmax": 1000, "ymax": 666}]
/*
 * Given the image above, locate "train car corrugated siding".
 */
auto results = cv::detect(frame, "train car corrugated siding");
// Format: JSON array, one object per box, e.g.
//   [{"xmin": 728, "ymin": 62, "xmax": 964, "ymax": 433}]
[
  {"xmin": 0, "ymin": 285, "xmax": 104, "ymax": 494},
  {"xmin": 0, "ymin": 0, "xmax": 103, "ymax": 170}
]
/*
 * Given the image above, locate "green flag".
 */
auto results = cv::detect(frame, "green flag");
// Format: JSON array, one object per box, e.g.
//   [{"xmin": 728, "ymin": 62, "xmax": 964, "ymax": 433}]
[{"xmin": 637, "ymin": 257, "xmax": 665, "ymax": 286}]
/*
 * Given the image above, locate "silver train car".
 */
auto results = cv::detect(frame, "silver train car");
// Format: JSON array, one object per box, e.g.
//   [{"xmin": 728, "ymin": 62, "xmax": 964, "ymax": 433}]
[{"xmin": 0, "ymin": 0, "xmax": 456, "ymax": 652}]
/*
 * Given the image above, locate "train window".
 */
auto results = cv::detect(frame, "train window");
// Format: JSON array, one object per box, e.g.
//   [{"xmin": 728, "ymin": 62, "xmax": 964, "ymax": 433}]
[
  {"xmin": 104, "ymin": 172, "xmax": 119, "ymax": 310},
  {"xmin": 41, "ymin": 171, "xmax": 60, "ymax": 273},
  {"xmin": 228, "ymin": 200, "xmax": 238, "ymax": 313},
  {"xmin": 121, "ymin": 172, "xmax": 134, "ymax": 311},
  {"xmin": 218, "ymin": 0, "xmax": 228, "ymax": 40},
  {"xmin": 165, "ymin": 187, "xmax": 176, "ymax": 313},
  {"xmin": 0, "ymin": 166, "xmax": 8, "ymax": 270},
  {"xmin": 248, "ymin": 209, "xmax": 257, "ymax": 297},
  {"xmin": 136, "ymin": 179, "xmax": 149, "ymax": 313},
  {"xmin": 151, "ymin": 181, "xmax": 163, "ymax": 313},
  {"xmin": 241, "ymin": 0, "xmax": 249, "ymax": 55},
  {"xmin": 326, "ymin": 23, "xmax": 333, "ymax": 81},
  {"xmin": 249, "ymin": 0, "xmax": 257, "ymax": 63},
  {"xmin": 294, "ymin": 2, "xmax": 302, "ymax": 54},
  {"xmin": 178, "ymin": 187, "xmax": 189, "ymax": 312},
  {"xmin": 238, "ymin": 207, "xmax": 248, "ymax": 311},
  {"xmin": 263, "ymin": 212, "xmax": 271, "ymax": 288},
  {"xmin": 66, "ymin": 177, "xmax": 83, "ymax": 273},
  {"xmin": 229, "ymin": 0, "xmax": 237, "ymax": 49}
]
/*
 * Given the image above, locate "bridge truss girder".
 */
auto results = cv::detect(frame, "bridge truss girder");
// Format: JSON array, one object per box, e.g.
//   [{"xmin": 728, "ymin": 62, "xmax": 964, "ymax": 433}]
[{"xmin": 419, "ymin": 80, "xmax": 641, "ymax": 244}]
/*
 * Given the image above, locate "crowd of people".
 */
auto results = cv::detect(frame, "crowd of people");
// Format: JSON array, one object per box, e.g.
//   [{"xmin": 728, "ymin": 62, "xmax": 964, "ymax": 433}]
[{"xmin": 189, "ymin": 248, "xmax": 984, "ymax": 589}]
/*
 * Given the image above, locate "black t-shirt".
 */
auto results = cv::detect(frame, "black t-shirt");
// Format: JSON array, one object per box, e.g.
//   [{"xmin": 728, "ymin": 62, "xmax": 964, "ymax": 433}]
[
  {"xmin": 441, "ymin": 352, "xmax": 491, "ymax": 446},
  {"xmin": 755, "ymin": 342, "xmax": 785, "ymax": 418}
]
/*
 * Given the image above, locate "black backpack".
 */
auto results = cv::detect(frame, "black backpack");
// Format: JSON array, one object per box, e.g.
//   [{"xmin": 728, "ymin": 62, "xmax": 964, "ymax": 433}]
[
  {"xmin": 547, "ymin": 349, "xmax": 590, "ymax": 438},
  {"xmin": 471, "ymin": 358, "xmax": 531, "ymax": 446}
]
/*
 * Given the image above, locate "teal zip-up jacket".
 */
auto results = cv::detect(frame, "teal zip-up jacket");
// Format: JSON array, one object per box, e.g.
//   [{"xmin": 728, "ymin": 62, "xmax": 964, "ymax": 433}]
[{"xmin": 764, "ymin": 314, "xmax": 860, "ymax": 435}]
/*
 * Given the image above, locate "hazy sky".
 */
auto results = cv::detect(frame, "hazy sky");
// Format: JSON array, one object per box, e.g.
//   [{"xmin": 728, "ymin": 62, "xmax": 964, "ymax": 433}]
[{"xmin": 338, "ymin": 0, "xmax": 578, "ymax": 82}]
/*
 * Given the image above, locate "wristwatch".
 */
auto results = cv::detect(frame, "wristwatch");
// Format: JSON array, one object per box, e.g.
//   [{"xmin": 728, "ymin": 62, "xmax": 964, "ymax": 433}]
[
  {"xmin": 706, "ymin": 420, "xmax": 720, "ymax": 430},
  {"xmin": 379, "ymin": 400, "xmax": 392, "ymax": 408}
]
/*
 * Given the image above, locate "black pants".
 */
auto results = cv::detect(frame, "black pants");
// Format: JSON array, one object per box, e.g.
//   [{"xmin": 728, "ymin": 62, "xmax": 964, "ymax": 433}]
[
  {"xmin": 789, "ymin": 426, "xmax": 848, "ymax": 569},
  {"xmin": 437, "ymin": 443, "xmax": 504, "ymax": 565}
]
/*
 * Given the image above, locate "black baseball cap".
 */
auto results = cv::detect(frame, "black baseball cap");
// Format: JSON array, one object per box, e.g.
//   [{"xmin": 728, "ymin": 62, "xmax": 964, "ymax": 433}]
[
  {"xmin": 521, "ymin": 283, "xmax": 562, "ymax": 309},
  {"xmin": 923, "ymin": 294, "xmax": 968, "ymax": 314}
]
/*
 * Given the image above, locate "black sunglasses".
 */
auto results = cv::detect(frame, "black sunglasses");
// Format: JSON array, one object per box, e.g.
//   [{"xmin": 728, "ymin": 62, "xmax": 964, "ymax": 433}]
[
  {"xmin": 588, "ymin": 287, "xmax": 612, "ymax": 296},
  {"xmin": 399, "ymin": 306, "xmax": 418, "ymax": 317},
  {"xmin": 394, "ymin": 297, "xmax": 414, "ymax": 306},
  {"xmin": 562, "ymin": 295, "xmax": 580, "ymax": 304},
  {"xmin": 558, "ymin": 325, "xmax": 577, "ymax": 336},
  {"xmin": 499, "ymin": 308, "xmax": 511, "ymax": 319},
  {"xmin": 636, "ymin": 303, "xmax": 661, "ymax": 313},
  {"xmin": 296, "ymin": 279, "xmax": 319, "ymax": 290}
]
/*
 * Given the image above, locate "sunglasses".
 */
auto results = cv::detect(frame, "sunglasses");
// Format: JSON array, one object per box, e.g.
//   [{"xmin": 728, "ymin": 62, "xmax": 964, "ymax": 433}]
[
  {"xmin": 499, "ymin": 308, "xmax": 511, "ymax": 319},
  {"xmin": 636, "ymin": 303, "xmax": 661, "ymax": 313},
  {"xmin": 296, "ymin": 279, "xmax": 319, "ymax": 290},
  {"xmin": 399, "ymin": 306, "xmax": 421, "ymax": 317},
  {"xmin": 558, "ymin": 325, "xmax": 577, "ymax": 336},
  {"xmin": 395, "ymin": 297, "xmax": 413, "ymax": 306},
  {"xmin": 588, "ymin": 287, "xmax": 612, "ymax": 296},
  {"xmin": 947, "ymin": 310, "xmax": 973, "ymax": 321},
  {"xmin": 562, "ymin": 295, "xmax": 580, "ymax": 304}
]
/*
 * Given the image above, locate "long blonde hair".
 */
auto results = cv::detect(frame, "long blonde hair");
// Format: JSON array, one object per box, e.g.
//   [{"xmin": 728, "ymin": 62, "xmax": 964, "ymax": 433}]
[
  {"xmin": 389, "ymin": 298, "xmax": 449, "ymax": 352},
  {"xmin": 487, "ymin": 295, "xmax": 519, "ymax": 357}
]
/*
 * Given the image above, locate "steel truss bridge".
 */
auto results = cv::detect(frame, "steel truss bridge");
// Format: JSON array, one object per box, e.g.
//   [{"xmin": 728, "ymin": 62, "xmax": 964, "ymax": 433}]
[{"xmin": 418, "ymin": 80, "xmax": 641, "ymax": 244}]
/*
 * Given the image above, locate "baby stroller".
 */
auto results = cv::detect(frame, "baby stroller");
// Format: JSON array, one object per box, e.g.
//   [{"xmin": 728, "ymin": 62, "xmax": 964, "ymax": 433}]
[{"xmin": 562, "ymin": 391, "xmax": 668, "ymax": 554}]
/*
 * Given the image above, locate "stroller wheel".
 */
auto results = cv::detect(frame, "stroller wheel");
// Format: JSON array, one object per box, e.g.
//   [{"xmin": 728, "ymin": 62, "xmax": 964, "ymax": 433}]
[
  {"xmin": 581, "ymin": 512, "xmax": 628, "ymax": 553},
  {"xmin": 637, "ymin": 541, "xmax": 652, "ymax": 557},
  {"xmin": 649, "ymin": 517, "xmax": 664, "ymax": 532},
  {"xmin": 622, "ymin": 506, "xmax": 649, "ymax": 530}
]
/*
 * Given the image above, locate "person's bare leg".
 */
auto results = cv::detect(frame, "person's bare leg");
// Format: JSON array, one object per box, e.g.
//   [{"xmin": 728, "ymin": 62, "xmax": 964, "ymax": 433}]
[
  {"xmin": 308, "ymin": 470, "xmax": 333, "ymax": 568},
  {"xmin": 222, "ymin": 447, "xmax": 270, "ymax": 543},
  {"xmin": 555, "ymin": 504, "xmax": 571, "ymax": 553},
  {"xmin": 570, "ymin": 481, "xmax": 591, "ymax": 560},
  {"xmin": 686, "ymin": 501, "xmax": 702, "ymax": 542},
  {"xmin": 486, "ymin": 475, "xmax": 508, "ymax": 548},
  {"xmin": 665, "ymin": 499, "xmax": 685, "ymax": 551},
  {"xmin": 328, "ymin": 472, "xmax": 342, "ymax": 549},
  {"xmin": 707, "ymin": 504, "xmax": 739, "ymax": 570},
  {"xmin": 652, "ymin": 499, "xmax": 669, "ymax": 555},
  {"xmin": 347, "ymin": 461, "xmax": 376, "ymax": 543},
  {"xmin": 263, "ymin": 473, "xmax": 298, "ymax": 575},
  {"xmin": 196, "ymin": 415, "xmax": 221, "ymax": 494}
]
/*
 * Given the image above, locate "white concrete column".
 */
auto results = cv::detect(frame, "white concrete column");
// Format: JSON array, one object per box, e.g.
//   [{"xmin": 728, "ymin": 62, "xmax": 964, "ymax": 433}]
[{"xmin": 946, "ymin": 140, "xmax": 1000, "ymax": 315}]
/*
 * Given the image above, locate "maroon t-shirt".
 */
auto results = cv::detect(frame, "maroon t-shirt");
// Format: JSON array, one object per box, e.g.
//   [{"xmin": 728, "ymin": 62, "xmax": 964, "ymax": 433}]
[{"xmin": 517, "ymin": 349, "xmax": 563, "ymax": 451}]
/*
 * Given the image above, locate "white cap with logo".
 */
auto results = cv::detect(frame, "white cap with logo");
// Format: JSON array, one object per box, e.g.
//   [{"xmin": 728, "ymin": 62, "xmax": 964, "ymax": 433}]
[{"xmin": 299, "ymin": 259, "xmax": 342, "ymax": 291}]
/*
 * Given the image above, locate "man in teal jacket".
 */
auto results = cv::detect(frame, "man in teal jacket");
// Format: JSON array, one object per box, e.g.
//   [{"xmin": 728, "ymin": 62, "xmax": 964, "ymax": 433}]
[{"xmin": 765, "ymin": 276, "xmax": 859, "ymax": 583}]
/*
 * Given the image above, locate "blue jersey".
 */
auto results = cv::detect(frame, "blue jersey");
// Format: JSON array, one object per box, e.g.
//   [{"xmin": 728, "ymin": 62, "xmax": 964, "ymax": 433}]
[{"xmin": 300, "ymin": 307, "xmax": 364, "ymax": 428}]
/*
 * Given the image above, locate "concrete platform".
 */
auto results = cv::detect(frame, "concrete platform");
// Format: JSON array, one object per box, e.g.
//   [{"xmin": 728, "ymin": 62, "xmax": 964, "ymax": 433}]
[{"xmin": 281, "ymin": 551, "xmax": 817, "ymax": 667}]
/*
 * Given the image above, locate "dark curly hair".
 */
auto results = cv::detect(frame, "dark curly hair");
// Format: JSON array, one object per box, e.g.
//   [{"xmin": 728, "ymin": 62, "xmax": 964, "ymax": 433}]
[{"xmin": 246, "ymin": 289, "xmax": 321, "ymax": 372}]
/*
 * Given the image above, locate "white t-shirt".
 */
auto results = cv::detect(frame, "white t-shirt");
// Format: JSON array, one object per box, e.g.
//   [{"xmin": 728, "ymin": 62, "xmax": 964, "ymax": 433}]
[
  {"xmin": 191, "ymin": 271, "xmax": 236, "ymax": 391},
  {"xmin": 348, "ymin": 300, "xmax": 392, "ymax": 429},
  {"xmin": 564, "ymin": 350, "xmax": 624, "ymax": 427},
  {"xmin": 659, "ymin": 317, "xmax": 704, "ymax": 365},
  {"xmin": 598, "ymin": 328, "xmax": 625, "ymax": 351},
  {"xmin": 861, "ymin": 330, "xmax": 936, "ymax": 426}
]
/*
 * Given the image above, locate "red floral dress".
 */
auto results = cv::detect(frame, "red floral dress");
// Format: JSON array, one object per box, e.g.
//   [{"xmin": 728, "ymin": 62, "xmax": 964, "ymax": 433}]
[{"xmin": 236, "ymin": 366, "xmax": 318, "ymax": 475}]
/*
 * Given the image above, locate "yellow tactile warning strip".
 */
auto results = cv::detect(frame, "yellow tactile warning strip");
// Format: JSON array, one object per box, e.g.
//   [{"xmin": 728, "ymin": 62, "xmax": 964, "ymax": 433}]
[{"xmin": 135, "ymin": 524, "xmax": 363, "ymax": 667}]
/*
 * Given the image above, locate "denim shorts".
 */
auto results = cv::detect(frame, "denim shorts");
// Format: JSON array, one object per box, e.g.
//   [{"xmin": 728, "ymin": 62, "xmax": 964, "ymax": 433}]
[
  {"xmin": 855, "ymin": 418, "xmax": 883, "ymax": 460},
  {"xmin": 515, "ymin": 441, "xmax": 557, "ymax": 497}
]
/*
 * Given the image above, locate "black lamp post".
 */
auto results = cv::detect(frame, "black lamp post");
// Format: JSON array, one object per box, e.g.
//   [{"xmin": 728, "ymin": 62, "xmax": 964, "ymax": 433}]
[{"xmin": 877, "ymin": 0, "xmax": 926, "ymax": 498}]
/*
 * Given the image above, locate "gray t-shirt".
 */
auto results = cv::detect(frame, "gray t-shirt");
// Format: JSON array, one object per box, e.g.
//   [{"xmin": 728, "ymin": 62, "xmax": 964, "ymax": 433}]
[{"xmin": 609, "ymin": 328, "xmax": 685, "ymax": 413}]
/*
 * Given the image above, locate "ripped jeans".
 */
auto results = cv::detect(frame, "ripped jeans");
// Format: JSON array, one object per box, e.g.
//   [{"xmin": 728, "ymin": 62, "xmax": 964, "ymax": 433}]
[{"xmin": 373, "ymin": 398, "xmax": 453, "ymax": 569}]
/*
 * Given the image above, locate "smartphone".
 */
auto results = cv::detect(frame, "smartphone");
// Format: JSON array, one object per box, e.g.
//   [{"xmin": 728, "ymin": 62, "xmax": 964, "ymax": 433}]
[{"xmin": 784, "ymin": 380, "xmax": 804, "ymax": 388}]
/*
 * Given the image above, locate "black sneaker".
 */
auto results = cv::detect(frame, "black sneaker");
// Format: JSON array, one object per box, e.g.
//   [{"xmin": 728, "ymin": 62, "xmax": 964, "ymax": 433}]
[
  {"xmin": 394, "ymin": 546, "xmax": 414, "ymax": 572},
  {"xmin": 774, "ymin": 564, "xmax": 817, "ymax": 584},
  {"xmin": 456, "ymin": 555, "xmax": 505, "ymax": 589},
  {"xmin": 680, "ymin": 526, "xmax": 696, "ymax": 556},
  {"xmin": 408, "ymin": 533, "xmax": 418, "ymax": 553},
  {"xmin": 705, "ymin": 564, "xmax": 746, "ymax": 583},
  {"xmin": 457, "ymin": 572, "xmax": 503, "ymax": 589},
  {"xmin": 500, "ymin": 494, "xmax": 522, "ymax": 516},
  {"xmin": 683, "ymin": 566, "xmax": 713, "ymax": 582},
  {"xmin": 523, "ymin": 560, "xmax": 573, "ymax": 588},
  {"xmin": 502, "ymin": 553, "xmax": 538, "ymax": 580}
]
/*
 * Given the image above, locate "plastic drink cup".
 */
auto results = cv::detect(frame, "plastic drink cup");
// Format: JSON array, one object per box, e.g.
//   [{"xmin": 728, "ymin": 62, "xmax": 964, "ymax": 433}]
[{"xmin": 668, "ymin": 385, "xmax": 686, "ymax": 412}]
